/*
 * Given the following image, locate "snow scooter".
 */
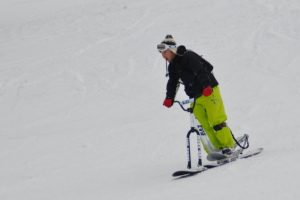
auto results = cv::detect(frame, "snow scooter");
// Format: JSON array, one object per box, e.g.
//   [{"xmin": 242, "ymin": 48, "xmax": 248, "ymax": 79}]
[{"xmin": 172, "ymin": 98, "xmax": 263, "ymax": 178}]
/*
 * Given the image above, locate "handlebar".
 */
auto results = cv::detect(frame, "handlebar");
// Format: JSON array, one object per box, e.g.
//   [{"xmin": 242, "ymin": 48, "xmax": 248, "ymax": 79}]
[{"xmin": 174, "ymin": 99, "xmax": 195, "ymax": 112}]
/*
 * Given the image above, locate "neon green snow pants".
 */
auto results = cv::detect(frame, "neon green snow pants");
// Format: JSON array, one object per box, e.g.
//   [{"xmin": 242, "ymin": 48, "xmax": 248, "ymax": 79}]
[{"xmin": 192, "ymin": 86, "xmax": 235, "ymax": 152}]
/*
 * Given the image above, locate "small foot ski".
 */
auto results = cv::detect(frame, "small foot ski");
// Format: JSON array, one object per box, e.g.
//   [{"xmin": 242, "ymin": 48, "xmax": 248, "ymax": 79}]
[
  {"xmin": 239, "ymin": 147, "xmax": 263, "ymax": 159},
  {"xmin": 206, "ymin": 149, "xmax": 240, "ymax": 161},
  {"xmin": 172, "ymin": 147, "xmax": 263, "ymax": 178},
  {"xmin": 205, "ymin": 147, "xmax": 263, "ymax": 168},
  {"xmin": 207, "ymin": 148, "xmax": 243, "ymax": 163}
]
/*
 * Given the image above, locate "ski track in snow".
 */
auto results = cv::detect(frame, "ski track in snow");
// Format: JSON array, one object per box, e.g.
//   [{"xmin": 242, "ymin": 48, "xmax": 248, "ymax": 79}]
[{"xmin": 0, "ymin": 0, "xmax": 300, "ymax": 200}]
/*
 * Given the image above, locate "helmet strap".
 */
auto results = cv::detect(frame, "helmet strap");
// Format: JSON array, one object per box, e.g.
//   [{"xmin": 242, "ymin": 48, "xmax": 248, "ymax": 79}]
[{"xmin": 165, "ymin": 60, "xmax": 169, "ymax": 77}]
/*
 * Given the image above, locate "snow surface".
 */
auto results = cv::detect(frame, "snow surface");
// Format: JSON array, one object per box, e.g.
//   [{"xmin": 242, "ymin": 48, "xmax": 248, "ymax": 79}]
[{"xmin": 0, "ymin": 0, "xmax": 300, "ymax": 199}]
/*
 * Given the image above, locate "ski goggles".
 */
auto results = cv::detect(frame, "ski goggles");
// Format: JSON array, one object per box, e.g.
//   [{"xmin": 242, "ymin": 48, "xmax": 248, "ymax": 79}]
[{"xmin": 157, "ymin": 43, "xmax": 176, "ymax": 53}]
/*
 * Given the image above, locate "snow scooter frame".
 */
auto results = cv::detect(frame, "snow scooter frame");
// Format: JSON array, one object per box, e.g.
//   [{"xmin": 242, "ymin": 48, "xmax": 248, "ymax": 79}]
[
  {"xmin": 174, "ymin": 99, "xmax": 219, "ymax": 169},
  {"xmin": 173, "ymin": 99, "xmax": 260, "ymax": 178},
  {"xmin": 174, "ymin": 98, "xmax": 250, "ymax": 169}
]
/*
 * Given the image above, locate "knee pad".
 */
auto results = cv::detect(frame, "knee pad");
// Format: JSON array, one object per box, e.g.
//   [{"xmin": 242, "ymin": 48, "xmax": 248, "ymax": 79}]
[{"xmin": 213, "ymin": 122, "xmax": 227, "ymax": 131}]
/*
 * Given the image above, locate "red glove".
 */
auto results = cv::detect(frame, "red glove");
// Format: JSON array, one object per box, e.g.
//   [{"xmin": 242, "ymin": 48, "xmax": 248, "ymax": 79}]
[
  {"xmin": 163, "ymin": 98, "xmax": 173, "ymax": 108},
  {"xmin": 202, "ymin": 86, "xmax": 213, "ymax": 97}
]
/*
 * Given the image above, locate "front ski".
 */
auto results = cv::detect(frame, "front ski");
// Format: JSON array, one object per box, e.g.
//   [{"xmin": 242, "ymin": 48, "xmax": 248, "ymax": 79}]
[
  {"xmin": 172, "ymin": 167, "xmax": 207, "ymax": 177},
  {"xmin": 172, "ymin": 147, "xmax": 263, "ymax": 178}
]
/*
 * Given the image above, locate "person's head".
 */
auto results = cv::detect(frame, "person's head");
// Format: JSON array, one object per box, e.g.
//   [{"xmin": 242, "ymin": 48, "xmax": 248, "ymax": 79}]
[{"xmin": 157, "ymin": 35, "xmax": 177, "ymax": 62}]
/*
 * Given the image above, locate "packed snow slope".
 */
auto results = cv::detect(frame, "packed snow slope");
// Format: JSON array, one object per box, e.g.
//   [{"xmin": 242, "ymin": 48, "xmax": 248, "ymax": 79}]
[{"xmin": 1, "ymin": 0, "xmax": 300, "ymax": 199}]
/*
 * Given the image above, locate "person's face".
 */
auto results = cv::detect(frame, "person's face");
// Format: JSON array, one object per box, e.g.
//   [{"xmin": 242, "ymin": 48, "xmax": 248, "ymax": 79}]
[{"xmin": 161, "ymin": 49, "xmax": 175, "ymax": 62}]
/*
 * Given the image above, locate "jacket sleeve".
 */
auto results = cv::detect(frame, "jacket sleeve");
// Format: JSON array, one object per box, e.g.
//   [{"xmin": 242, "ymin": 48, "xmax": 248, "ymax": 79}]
[{"xmin": 166, "ymin": 64, "xmax": 180, "ymax": 100}]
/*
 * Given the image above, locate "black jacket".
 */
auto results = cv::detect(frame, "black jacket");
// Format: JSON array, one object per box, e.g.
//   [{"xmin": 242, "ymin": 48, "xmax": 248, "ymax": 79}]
[{"xmin": 166, "ymin": 47, "xmax": 219, "ymax": 99}]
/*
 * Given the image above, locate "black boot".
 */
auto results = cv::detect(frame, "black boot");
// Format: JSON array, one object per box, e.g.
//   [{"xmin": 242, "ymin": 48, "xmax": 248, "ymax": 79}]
[{"xmin": 221, "ymin": 148, "xmax": 233, "ymax": 156}]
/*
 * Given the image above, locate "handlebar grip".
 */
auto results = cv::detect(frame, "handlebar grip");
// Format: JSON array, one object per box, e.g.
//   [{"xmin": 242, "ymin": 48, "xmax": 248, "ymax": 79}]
[{"xmin": 175, "ymin": 99, "xmax": 194, "ymax": 105}]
